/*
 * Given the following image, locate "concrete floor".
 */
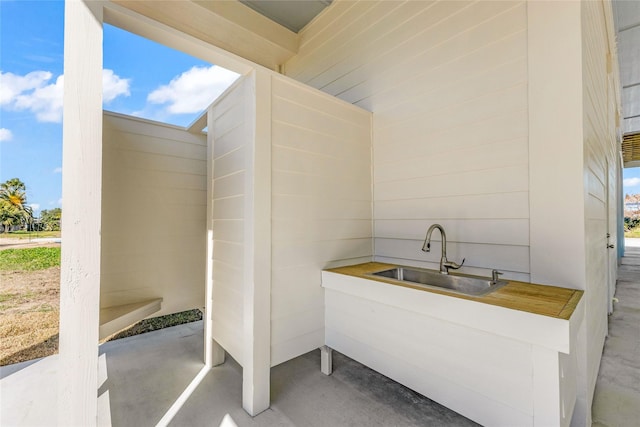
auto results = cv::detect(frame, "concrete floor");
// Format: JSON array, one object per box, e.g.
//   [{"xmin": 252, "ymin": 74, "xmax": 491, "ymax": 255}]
[
  {"xmin": 101, "ymin": 324, "xmax": 480, "ymax": 426},
  {"xmin": 2, "ymin": 246, "xmax": 640, "ymax": 426},
  {"xmin": 1, "ymin": 320, "xmax": 478, "ymax": 427},
  {"xmin": 591, "ymin": 242, "xmax": 640, "ymax": 427},
  {"xmin": 167, "ymin": 336, "xmax": 479, "ymax": 427}
]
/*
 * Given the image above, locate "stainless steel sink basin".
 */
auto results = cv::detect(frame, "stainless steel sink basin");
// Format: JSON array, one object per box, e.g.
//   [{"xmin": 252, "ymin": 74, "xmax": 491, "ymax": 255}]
[{"xmin": 368, "ymin": 266, "xmax": 508, "ymax": 297}]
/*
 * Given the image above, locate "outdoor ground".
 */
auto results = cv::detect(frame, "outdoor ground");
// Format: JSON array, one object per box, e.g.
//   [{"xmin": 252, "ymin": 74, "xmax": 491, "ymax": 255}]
[
  {"xmin": 0, "ymin": 263, "xmax": 60, "ymax": 365},
  {"xmin": 0, "ymin": 233, "xmax": 201, "ymax": 366}
]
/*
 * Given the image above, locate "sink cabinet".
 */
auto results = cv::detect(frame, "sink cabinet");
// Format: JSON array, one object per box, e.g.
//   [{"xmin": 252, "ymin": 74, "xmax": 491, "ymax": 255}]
[{"xmin": 322, "ymin": 266, "xmax": 584, "ymax": 427}]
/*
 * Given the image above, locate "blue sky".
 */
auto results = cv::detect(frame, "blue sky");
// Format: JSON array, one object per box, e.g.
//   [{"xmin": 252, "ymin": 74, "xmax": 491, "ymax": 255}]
[
  {"xmin": 623, "ymin": 167, "xmax": 640, "ymax": 197},
  {"xmin": 0, "ymin": 0, "xmax": 238, "ymax": 217}
]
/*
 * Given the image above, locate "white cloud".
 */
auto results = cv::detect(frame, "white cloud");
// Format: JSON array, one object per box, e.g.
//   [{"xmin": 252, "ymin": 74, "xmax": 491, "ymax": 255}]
[
  {"xmin": 14, "ymin": 74, "xmax": 64, "ymax": 122},
  {"xmin": 0, "ymin": 69, "xmax": 130, "ymax": 123},
  {"xmin": 53, "ymin": 167, "xmax": 62, "ymax": 174},
  {"xmin": 103, "ymin": 69, "xmax": 130, "ymax": 103},
  {"xmin": 0, "ymin": 128, "xmax": 13, "ymax": 142},
  {"xmin": 0, "ymin": 70, "xmax": 52, "ymax": 105},
  {"xmin": 624, "ymin": 177, "xmax": 640, "ymax": 187},
  {"xmin": 29, "ymin": 203, "xmax": 40, "ymax": 212},
  {"xmin": 147, "ymin": 65, "xmax": 239, "ymax": 114}
]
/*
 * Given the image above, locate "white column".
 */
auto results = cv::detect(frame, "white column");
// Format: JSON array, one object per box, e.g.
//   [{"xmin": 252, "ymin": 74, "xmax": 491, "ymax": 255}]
[
  {"xmin": 242, "ymin": 70, "xmax": 272, "ymax": 416},
  {"xmin": 527, "ymin": 2, "xmax": 587, "ymax": 425},
  {"xmin": 320, "ymin": 346, "xmax": 333, "ymax": 376},
  {"xmin": 59, "ymin": 1, "xmax": 104, "ymax": 425},
  {"xmin": 528, "ymin": 0, "xmax": 586, "ymax": 289}
]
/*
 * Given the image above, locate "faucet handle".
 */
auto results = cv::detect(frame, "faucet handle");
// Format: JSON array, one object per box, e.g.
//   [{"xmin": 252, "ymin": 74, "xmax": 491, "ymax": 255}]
[
  {"xmin": 444, "ymin": 258, "xmax": 465, "ymax": 271},
  {"xmin": 491, "ymin": 269, "xmax": 503, "ymax": 283}
]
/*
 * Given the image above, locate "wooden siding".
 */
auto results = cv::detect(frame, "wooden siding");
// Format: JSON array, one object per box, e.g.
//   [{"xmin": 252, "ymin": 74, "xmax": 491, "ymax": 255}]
[
  {"xmin": 270, "ymin": 75, "xmax": 372, "ymax": 366},
  {"xmin": 325, "ymin": 290, "xmax": 535, "ymax": 425},
  {"xmin": 285, "ymin": 0, "xmax": 530, "ymax": 280},
  {"xmin": 101, "ymin": 112, "xmax": 207, "ymax": 317},
  {"xmin": 206, "ymin": 71, "xmax": 371, "ymax": 373},
  {"xmin": 208, "ymin": 77, "xmax": 253, "ymax": 364},
  {"xmin": 581, "ymin": 0, "xmax": 618, "ymax": 409}
]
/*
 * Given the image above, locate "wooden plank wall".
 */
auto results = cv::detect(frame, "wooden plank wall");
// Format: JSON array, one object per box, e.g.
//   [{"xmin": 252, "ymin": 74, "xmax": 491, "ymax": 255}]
[
  {"xmin": 581, "ymin": 0, "xmax": 618, "ymax": 410},
  {"xmin": 208, "ymin": 77, "xmax": 253, "ymax": 364},
  {"xmin": 269, "ymin": 75, "xmax": 372, "ymax": 366},
  {"xmin": 325, "ymin": 289, "xmax": 535, "ymax": 425},
  {"xmin": 284, "ymin": 0, "xmax": 530, "ymax": 281},
  {"xmin": 101, "ymin": 112, "xmax": 207, "ymax": 316}
]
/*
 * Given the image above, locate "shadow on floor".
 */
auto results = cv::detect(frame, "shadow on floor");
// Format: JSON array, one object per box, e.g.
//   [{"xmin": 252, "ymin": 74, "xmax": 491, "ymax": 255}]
[{"xmin": 0, "ymin": 333, "xmax": 58, "ymax": 369}]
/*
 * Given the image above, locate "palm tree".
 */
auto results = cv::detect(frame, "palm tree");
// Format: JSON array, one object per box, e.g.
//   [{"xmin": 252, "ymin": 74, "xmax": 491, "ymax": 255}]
[
  {"xmin": 0, "ymin": 178, "xmax": 33, "ymax": 233},
  {"xmin": 0, "ymin": 203, "xmax": 23, "ymax": 233}
]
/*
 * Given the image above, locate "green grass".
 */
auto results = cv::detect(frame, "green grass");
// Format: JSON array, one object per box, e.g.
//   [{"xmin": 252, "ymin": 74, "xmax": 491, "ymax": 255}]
[
  {"xmin": 104, "ymin": 309, "xmax": 203, "ymax": 342},
  {"xmin": 626, "ymin": 228, "xmax": 640, "ymax": 238},
  {"xmin": 625, "ymin": 223, "xmax": 640, "ymax": 238},
  {"xmin": 0, "ymin": 230, "xmax": 61, "ymax": 239},
  {"xmin": 0, "ymin": 247, "xmax": 61, "ymax": 271}
]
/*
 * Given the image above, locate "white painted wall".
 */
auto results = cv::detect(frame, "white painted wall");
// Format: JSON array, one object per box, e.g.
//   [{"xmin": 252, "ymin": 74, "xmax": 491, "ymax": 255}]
[
  {"xmin": 207, "ymin": 71, "xmax": 273, "ymax": 416},
  {"xmin": 286, "ymin": 1, "xmax": 621, "ymax": 425},
  {"xmin": 526, "ymin": 5, "xmax": 589, "ymax": 423},
  {"xmin": 207, "ymin": 72, "xmax": 372, "ymax": 367},
  {"xmin": 581, "ymin": 0, "xmax": 620, "ymax": 420},
  {"xmin": 208, "ymin": 76, "xmax": 254, "ymax": 364},
  {"xmin": 527, "ymin": 1, "xmax": 620, "ymax": 423},
  {"xmin": 270, "ymin": 75, "xmax": 372, "ymax": 366},
  {"xmin": 101, "ymin": 112, "xmax": 207, "ymax": 316},
  {"xmin": 285, "ymin": 0, "xmax": 531, "ymax": 281},
  {"xmin": 207, "ymin": 70, "xmax": 371, "ymax": 412}
]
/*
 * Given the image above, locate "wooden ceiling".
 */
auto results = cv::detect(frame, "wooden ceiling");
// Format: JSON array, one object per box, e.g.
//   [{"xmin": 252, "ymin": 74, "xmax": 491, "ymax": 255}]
[
  {"xmin": 240, "ymin": 0, "xmax": 332, "ymax": 33},
  {"xmin": 622, "ymin": 132, "xmax": 640, "ymax": 165}
]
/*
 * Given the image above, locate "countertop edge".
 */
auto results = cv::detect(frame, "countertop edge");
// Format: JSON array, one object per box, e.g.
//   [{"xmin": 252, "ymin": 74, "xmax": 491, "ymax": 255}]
[{"xmin": 324, "ymin": 262, "xmax": 583, "ymax": 321}]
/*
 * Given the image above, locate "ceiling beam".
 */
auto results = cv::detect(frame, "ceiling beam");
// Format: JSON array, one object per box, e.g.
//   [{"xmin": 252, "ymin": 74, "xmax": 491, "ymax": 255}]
[
  {"xmin": 622, "ymin": 132, "xmax": 640, "ymax": 167},
  {"xmin": 111, "ymin": 0, "xmax": 299, "ymax": 70}
]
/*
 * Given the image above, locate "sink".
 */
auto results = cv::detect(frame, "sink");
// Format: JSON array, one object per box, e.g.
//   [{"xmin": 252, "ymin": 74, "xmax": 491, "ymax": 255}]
[{"xmin": 368, "ymin": 266, "xmax": 508, "ymax": 296}]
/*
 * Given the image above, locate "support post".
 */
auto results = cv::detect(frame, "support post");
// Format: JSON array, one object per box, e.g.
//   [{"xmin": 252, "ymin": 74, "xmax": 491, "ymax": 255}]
[
  {"xmin": 59, "ymin": 1, "xmax": 104, "ymax": 425},
  {"xmin": 242, "ymin": 70, "xmax": 272, "ymax": 416},
  {"xmin": 320, "ymin": 346, "xmax": 333, "ymax": 376},
  {"xmin": 211, "ymin": 339, "xmax": 226, "ymax": 367}
]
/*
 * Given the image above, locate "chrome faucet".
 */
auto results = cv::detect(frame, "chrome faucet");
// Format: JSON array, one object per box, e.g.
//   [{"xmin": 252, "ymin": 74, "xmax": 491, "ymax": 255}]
[{"xmin": 422, "ymin": 224, "xmax": 465, "ymax": 275}]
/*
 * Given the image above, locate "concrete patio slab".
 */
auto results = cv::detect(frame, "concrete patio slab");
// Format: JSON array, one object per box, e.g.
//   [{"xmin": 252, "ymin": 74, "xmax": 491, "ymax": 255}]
[
  {"xmin": 592, "ymin": 251, "xmax": 640, "ymax": 427},
  {"xmin": 1, "ymin": 320, "xmax": 477, "ymax": 427}
]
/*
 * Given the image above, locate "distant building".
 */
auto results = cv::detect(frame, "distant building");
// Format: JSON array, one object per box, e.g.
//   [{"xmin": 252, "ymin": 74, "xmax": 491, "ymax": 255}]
[{"xmin": 625, "ymin": 202, "xmax": 640, "ymax": 212}]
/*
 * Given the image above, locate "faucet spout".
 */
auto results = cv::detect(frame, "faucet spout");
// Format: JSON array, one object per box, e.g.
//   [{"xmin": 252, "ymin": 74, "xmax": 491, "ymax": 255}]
[{"xmin": 421, "ymin": 224, "xmax": 465, "ymax": 274}]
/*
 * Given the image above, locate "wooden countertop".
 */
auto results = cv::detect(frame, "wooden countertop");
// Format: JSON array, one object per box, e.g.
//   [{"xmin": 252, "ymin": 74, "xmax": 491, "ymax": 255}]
[{"xmin": 325, "ymin": 262, "xmax": 583, "ymax": 320}]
